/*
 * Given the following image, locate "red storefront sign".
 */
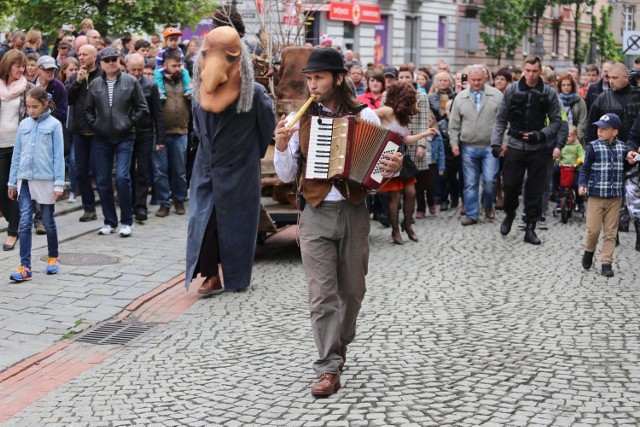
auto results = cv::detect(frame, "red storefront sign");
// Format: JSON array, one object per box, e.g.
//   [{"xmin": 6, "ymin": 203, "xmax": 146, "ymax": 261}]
[{"xmin": 328, "ymin": 1, "xmax": 381, "ymax": 25}]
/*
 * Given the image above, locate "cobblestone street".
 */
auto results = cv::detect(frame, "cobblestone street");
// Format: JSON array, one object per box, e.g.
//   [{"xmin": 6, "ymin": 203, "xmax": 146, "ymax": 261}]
[{"xmin": 3, "ymin": 205, "xmax": 640, "ymax": 426}]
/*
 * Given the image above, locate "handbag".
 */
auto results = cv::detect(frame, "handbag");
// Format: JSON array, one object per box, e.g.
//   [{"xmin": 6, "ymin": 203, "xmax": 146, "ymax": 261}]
[{"xmin": 398, "ymin": 144, "xmax": 418, "ymax": 179}]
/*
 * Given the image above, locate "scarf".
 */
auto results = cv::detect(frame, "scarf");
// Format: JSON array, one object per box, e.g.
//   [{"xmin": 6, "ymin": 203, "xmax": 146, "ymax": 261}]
[
  {"xmin": 0, "ymin": 76, "xmax": 27, "ymax": 102},
  {"xmin": 559, "ymin": 92, "xmax": 580, "ymax": 108}
]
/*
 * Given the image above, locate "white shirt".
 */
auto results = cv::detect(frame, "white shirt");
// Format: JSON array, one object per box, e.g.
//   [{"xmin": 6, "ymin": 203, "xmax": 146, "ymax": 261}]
[
  {"xmin": 0, "ymin": 96, "xmax": 20, "ymax": 148},
  {"xmin": 273, "ymin": 104, "xmax": 381, "ymax": 202}
]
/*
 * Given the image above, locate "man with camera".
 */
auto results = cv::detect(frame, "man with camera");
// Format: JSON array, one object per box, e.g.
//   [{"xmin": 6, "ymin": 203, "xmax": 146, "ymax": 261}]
[{"xmin": 491, "ymin": 55, "xmax": 562, "ymax": 245}]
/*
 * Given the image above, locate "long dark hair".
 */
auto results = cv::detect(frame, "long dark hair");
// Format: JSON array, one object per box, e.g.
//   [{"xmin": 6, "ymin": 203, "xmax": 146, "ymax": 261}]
[{"xmin": 304, "ymin": 71, "xmax": 362, "ymax": 117}]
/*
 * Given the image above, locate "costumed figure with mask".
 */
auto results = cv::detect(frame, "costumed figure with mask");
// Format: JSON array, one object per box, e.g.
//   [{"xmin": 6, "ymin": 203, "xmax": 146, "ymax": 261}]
[{"xmin": 185, "ymin": 25, "xmax": 276, "ymax": 295}]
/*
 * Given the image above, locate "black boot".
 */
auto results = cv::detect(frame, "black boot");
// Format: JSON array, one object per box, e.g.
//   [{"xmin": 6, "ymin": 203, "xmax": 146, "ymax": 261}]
[
  {"xmin": 601, "ymin": 264, "xmax": 614, "ymax": 277},
  {"xmin": 635, "ymin": 219, "xmax": 640, "ymax": 251},
  {"xmin": 524, "ymin": 222, "xmax": 541, "ymax": 245},
  {"xmin": 500, "ymin": 211, "xmax": 515, "ymax": 236},
  {"xmin": 582, "ymin": 251, "xmax": 594, "ymax": 270}
]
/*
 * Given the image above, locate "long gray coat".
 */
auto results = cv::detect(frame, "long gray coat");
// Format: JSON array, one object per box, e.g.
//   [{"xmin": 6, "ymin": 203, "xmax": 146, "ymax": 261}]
[{"xmin": 185, "ymin": 83, "xmax": 276, "ymax": 290}]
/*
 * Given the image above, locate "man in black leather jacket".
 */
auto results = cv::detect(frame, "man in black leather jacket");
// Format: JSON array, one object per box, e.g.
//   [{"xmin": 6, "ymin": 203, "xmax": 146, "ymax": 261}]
[
  {"xmin": 491, "ymin": 55, "xmax": 562, "ymax": 245},
  {"xmin": 126, "ymin": 53, "xmax": 165, "ymax": 222},
  {"xmin": 67, "ymin": 44, "xmax": 104, "ymax": 222},
  {"xmin": 587, "ymin": 63, "xmax": 640, "ymax": 144},
  {"xmin": 85, "ymin": 47, "xmax": 148, "ymax": 238}
]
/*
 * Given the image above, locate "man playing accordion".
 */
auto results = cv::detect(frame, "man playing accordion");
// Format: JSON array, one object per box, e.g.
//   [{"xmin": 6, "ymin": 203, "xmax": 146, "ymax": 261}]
[{"xmin": 273, "ymin": 48, "xmax": 402, "ymax": 397}]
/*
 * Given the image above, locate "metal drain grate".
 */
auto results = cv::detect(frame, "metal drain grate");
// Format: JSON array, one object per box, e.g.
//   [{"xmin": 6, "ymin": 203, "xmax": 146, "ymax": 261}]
[
  {"xmin": 40, "ymin": 252, "xmax": 120, "ymax": 266},
  {"xmin": 76, "ymin": 323, "xmax": 155, "ymax": 345}
]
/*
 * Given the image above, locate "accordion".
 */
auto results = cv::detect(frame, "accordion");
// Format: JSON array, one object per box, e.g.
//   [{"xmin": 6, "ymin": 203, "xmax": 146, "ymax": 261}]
[{"xmin": 305, "ymin": 115, "xmax": 403, "ymax": 190}]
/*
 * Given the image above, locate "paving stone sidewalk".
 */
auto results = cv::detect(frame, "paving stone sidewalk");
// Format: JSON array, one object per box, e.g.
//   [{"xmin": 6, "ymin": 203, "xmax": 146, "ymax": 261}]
[
  {"xmin": 0, "ymin": 200, "xmax": 189, "ymax": 371},
  {"xmin": 4, "ymin": 207, "xmax": 640, "ymax": 426}
]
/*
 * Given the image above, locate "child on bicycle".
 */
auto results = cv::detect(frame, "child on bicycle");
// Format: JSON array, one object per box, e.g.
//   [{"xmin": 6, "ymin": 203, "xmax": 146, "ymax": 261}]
[
  {"xmin": 8, "ymin": 87, "xmax": 65, "ymax": 282},
  {"xmin": 578, "ymin": 114, "xmax": 626, "ymax": 278},
  {"xmin": 554, "ymin": 126, "xmax": 585, "ymax": 213}
]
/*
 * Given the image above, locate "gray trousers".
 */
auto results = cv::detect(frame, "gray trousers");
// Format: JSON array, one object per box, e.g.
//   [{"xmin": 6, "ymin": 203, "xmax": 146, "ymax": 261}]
[{"xmin": 299, "ymin": 200, "xmax": 370, "ymax": 375}]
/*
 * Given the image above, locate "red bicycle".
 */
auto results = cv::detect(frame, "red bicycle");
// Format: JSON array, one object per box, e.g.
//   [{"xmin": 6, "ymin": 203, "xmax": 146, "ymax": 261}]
[{"xmin": 556, "ymin": 164, "xmax": 580, "ymax": 224}]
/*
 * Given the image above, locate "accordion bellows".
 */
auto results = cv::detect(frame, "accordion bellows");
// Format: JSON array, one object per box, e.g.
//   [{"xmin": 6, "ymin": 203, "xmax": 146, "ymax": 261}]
[{"xmin": 305, "ymin": 115, "xmax": 403, "ymax": 190}]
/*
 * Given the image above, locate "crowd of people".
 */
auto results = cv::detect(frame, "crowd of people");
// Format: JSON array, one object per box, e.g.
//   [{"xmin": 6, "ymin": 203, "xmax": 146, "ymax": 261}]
[
  {"xmin": 3, "ymin": 15, "xmax": 640, "ymax": 398},
  {"xmin": 0, "ymin": 19, "xmax": 198, "ymax": 281},
  {"xmin": 269, "ymin": 39, "xmax": 640, "ymax": 397},
  {"xmin": 329, "ymin": 47, "xmax": 640, "ymax": 279}
]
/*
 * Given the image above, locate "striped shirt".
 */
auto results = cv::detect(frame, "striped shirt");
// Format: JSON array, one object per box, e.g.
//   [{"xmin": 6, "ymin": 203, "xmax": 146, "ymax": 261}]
[{"xmin": 106, "ymin": 79, "xmax": 116, "ymax": 107}]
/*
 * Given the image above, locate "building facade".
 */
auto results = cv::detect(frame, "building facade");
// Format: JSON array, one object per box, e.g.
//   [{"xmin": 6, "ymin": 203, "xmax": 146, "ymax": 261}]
[{"xmin": 236, "ymin": 0, "xmax": 594, "ymax": 73}]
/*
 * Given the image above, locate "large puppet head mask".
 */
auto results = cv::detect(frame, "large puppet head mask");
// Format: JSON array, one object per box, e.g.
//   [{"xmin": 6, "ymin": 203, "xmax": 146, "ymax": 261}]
[{"xmin": 194, "ymin": 26, "xmax": 254, "ymax": 113}]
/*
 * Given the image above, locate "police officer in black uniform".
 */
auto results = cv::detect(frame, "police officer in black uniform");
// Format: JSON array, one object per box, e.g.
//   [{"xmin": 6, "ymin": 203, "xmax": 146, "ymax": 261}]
[{"xmin": 491, "ymin": 55, "xmax": 562, "ymax": 245}]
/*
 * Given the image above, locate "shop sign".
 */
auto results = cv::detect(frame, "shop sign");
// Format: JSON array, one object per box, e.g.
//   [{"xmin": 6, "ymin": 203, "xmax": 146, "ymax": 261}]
[{"xmin": 328, "ymin": 1, "xmax": 381, "ymax": 25}]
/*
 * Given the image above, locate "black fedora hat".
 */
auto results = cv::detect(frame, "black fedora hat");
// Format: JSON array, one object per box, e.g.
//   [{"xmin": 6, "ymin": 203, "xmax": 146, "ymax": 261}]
[{"xmin": 301, "ymin": 48, "xmax": 348, "ymax": 73}]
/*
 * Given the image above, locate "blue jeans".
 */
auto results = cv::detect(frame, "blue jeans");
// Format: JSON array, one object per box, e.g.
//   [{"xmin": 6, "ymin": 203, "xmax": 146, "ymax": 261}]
[
  {"xmin": 66, "ymin": 141, "xmax": 77, "ymax": 193},
  {"xmin": 18, "ymin": 181, "xmax": 58, "ymax": 268},
  {"xmin": 93, "ymin": 139, "xmax": 134, "ymax": 227},
  {"xmin": 152, "ymin": 134, "xmax": 187, "ymax": 207},
  {"xmin": 72, "ymin": 133, "xmax": 95, "ymax": 212},
  {"xmin": 461, "ymin": 146, "xmax": 499, "ymax": 220}
]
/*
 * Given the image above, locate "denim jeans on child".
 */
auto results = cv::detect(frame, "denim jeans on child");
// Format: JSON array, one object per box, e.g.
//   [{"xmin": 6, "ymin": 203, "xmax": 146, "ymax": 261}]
[{"xmin": 18, "ymin": 181, "xmax": 58, "ymax": 268}]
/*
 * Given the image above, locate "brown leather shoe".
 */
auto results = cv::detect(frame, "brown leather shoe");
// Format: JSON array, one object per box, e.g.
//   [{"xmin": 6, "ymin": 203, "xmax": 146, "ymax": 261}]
[
  {"xmin": 174, "ymin": 202, "xmax": 185, "ymax": 215},
  {"xmin": 197, "ymin": 276, "xmax": 223, "ymax": 296},
  {"xmin": 155, "ymin": 206, "xmax": 170, "ymax": 218},
  {"xmin": 311, "ymin": 373, "xmax": 341, "ymax": 397},
  {"xmin": 461, "ymin": 217, "xmax": 477, "ymax": 226},
  {"xmin": 485, "ymin": 208, "xmax": 496, "ymax": 220},
  {"xmin": 338, "ymin": 345, "xmax": 347, "ymax": 371}
]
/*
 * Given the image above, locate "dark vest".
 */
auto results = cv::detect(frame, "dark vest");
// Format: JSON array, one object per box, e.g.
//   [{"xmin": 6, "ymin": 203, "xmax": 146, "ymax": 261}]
[
  {"xmin": 508, "ymin": 77, "xmax": 551, "ymax": 133},
  {"xmin": 298, "ymin": 115, "xmax": 369, "ymax": 208}
]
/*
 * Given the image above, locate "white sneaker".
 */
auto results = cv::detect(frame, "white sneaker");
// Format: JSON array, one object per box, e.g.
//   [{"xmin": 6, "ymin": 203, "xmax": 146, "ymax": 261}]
[
  {"xmin": 67, "ymin": 194, "xmax": 77, "ymax": 203},
  {"xmin": 98, "ymin": 225, "xmax": 114, "ymax": 235},
  {"xmin": 118, "ymin": 224, "xmax": 133, "ymax": 237}
]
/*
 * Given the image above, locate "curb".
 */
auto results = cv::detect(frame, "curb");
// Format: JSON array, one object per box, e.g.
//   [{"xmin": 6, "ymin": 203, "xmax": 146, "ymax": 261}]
[{"xmin": 0, "ymin": 272, "xmax": 186, "ymax": 381}]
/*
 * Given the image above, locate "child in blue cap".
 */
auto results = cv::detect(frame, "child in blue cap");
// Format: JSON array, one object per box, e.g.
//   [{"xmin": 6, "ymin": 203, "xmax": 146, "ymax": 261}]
[{"xmin": 578, "ymin": 113, "xmax": 627, "ymax": 277}]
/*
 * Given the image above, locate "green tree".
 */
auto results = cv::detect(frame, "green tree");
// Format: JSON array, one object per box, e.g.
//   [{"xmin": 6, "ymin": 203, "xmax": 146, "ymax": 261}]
[
  {"xmin": 582, "ymin": 4, "xmax": 622, "ymax": 64},
  {"xmin": 0, "ymin": 0, "xmax": 214, "ymax": 37},
  {"xmin": 553, "ymin": 0, "xmax": 596, "ymax": 66},
  {"xmin": 480, "ymin": 0, "xmax": 532, "ymax": 64}
]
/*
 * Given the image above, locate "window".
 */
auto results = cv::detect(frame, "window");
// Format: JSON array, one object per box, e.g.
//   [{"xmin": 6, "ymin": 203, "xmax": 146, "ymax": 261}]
[
  {"xmin": 624, "ymin": 5, "xmax": 635, "ymax": 31},
  {"xmin": 343, "ymin": 22, "xmax": 355, "ymax": 51},
  {"xmin": 404, "ymin": 16, "xmax": 420, "ymax": 63},
  {"xmin": 563, "ymin": 30, "xmax": 571, "ymax": 56},
  {"xmin": 552, "ymin": 26, "xmax": 560, "ymax": 55},
  {"xmin": 438, "ymin": 16, "xmax": 447, "ymax": 49}
]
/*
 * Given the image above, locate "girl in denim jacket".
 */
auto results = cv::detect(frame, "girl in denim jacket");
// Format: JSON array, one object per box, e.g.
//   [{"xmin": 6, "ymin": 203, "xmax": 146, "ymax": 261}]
[{"xmin": 8, "ymin": 88, "xmax": 65, "ymax": 282}]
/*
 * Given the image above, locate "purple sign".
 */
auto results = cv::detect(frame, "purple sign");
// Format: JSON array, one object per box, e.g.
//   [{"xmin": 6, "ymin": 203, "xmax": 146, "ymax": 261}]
[
  {"xmin": 373, "ymin": 15, "xmax": 388, "ymax": 65},
  {"xmin": 180, "ymin": 20, "xmax": 214, "ymax": 42}
]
